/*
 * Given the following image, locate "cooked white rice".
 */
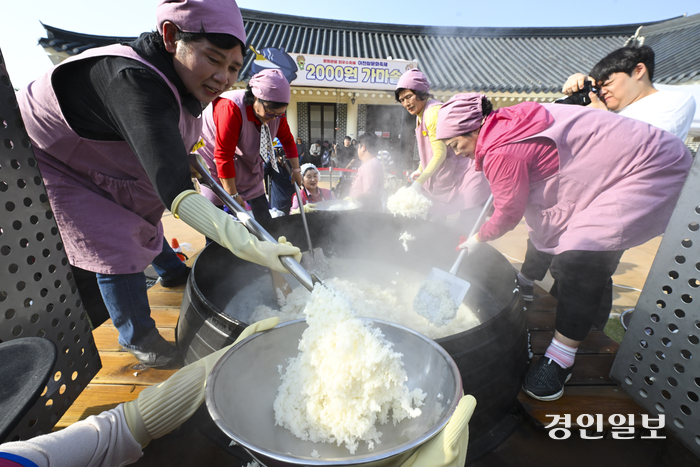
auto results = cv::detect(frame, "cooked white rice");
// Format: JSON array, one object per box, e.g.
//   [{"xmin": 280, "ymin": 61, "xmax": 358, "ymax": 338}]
[
  {"xmin": 243, "ymin": 258, "xmax": 481, "ymax": 339},
  {"xmin": 273, "ymin": 284, "xmax": 426, "ymax": 454},
  {"xmin": 413, "ymin": 279, "xmax": 458, "ymax": 327},
  {"xmin": 399, "ymin": 231, "xmax": 415, "ymax": 252},
  {"xmin": 386, "ymin": 186, "xmax": 432, "ymax": 219}
]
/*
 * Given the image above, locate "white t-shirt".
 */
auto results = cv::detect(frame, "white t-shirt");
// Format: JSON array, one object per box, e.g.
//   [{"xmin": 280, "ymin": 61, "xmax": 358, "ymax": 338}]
[{"xmin": 617, "ymin": 89, "xmax": 696, "ymax": 141}]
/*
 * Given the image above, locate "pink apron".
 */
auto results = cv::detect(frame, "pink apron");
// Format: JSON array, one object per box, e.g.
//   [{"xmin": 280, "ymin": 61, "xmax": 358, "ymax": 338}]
[
  {"xmin": 350, "ymin": 157, "xmax": 384, "ymax": 211},
  {"xmin": 198, "ymin": 90, "xmax": 281, "ymax": 203},
  {"xmin": 416, "ymin": 99, "xmax": 491, "ymax": 216},
  {"xmin": 512, "ymin": 104, "xmax": 691, "ymax": 254},
  {"xmin": 18, "ymin": 44, "xmax": 202, "ymax": 274}
]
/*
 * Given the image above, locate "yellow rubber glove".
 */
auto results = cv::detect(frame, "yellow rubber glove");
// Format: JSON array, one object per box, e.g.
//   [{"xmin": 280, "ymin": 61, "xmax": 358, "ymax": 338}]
[
  {"xmin": 290, "ymin": 203, "xmax": 317, "ymax": 215},
  {"xmin": 401, "ymin": 394, "xmax": 477, "ymax": 467},
  {"xmin": 171, "ymin": 190, "xmax": 301, "ymax": 273},
  {"xmin": 124, "ymin": 317, "xmax": 280, "ymax": 447}
]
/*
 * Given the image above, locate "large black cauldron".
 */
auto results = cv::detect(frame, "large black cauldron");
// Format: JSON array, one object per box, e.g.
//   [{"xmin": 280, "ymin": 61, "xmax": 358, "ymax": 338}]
[{"xmin": 176, "ymin": 211, "xmax": 528, "ymax": 462}]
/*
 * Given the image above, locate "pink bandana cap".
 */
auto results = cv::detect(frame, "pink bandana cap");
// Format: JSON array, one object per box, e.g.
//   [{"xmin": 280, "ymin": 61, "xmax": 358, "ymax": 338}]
[
  {"xmin": 436, "ymin": 93, "xmax": 488, "ymax": 140},
  {"xmin": 156, "ymin": 0, "xmax": 246, "ymax": 44},
  {"xmin": 396, "ymin": 68, "xmax": 430, "ymax": 93},
  {"xmin": 249, "ymin": 69, "xmax": 291, "ymax": 104}
]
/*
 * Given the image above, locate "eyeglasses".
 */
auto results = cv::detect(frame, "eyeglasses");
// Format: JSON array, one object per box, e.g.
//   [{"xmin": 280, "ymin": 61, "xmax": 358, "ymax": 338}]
[{"xmin": 262, "ymin": 102, "xmax": 286, "ymax": 119}]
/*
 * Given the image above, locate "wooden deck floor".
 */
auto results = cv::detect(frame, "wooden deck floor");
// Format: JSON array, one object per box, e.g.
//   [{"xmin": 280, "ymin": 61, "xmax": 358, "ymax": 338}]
[{"xmin": 55, "ymin": 279, "xmax": 186, "ymax": 430}]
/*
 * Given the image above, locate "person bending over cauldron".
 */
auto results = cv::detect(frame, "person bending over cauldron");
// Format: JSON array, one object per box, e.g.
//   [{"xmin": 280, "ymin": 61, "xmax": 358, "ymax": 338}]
[
  {"xmin": 197, "ymin": 68, "xmax": 302, "ymax": 226},
  {"xmin": 16, "ymin": 0, "xmax": 301, "ymax": 369},
  {"xmin": 290, "ymin": 163, "xmax": 334, "ymax": 214},
  {"xmin": 395, "ymin": 69, "xmax": 491, "ymax": 227},
  {"xmin": 348, "ymin": 133, "xmax": 385, "ymax": 212},
  {"xmin": 436, "ymin": 93, "xmax": 691, "ymax": 402}
]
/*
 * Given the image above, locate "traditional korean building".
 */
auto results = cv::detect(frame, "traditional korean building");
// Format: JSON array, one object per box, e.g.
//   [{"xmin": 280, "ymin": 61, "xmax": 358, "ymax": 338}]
[{"xmin": 37, "ymin": 10, "xmax": 700, "ymax": 166}]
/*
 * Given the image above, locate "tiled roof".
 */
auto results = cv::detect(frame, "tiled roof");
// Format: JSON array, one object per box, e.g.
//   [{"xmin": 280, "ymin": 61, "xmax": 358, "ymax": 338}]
[
  {"xmin": 38, "ymin": 10, "xmax": 700, "ymax": 93},
  {"xmin": 635, "ymin": 14, "xmax": 700, "ymax": 84}
]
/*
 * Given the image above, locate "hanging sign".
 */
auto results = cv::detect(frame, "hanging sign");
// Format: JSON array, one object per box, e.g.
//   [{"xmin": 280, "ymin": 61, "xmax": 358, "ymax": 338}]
[{"xmin": 247, "ymin": 46, "xmax": 418, "ymax": 91}]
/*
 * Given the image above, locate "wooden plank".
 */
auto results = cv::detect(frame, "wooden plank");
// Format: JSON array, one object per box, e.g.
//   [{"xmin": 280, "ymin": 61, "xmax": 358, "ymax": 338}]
[
  {"xmin": 92, "ymin": 352, "xmax": 178, "ymax": 385},
  {"xmin": 526, "ymin": 310, "xmax": 556, "ymax": 331},
  {"xmin": 148, "ymin": 282, "xmax": 187, "ymax": 293},
  {"xmin": 93, "ymin": 327, "xmax": 176, "ymax": 352},
  {"xmin": 530, "ymin": 330, "xmax": 620, "ymax": 355},
  {"xmin": 530, "ymin": 355, "xmax": 616, "ymax": 385},
  {"xmin": 55, "ymin": 384, "xmax": 148, "ymax": 429},
  {"xmin": 518, "ymin": 386, "xmax": 649, "ymax": 429},
  {"xmin": 146, "ymin": 291, "xmax": 185, "ymax": 308},
  {"xmin": 148, "ymin": 308, "xmax": 181, "ymax": 327}
]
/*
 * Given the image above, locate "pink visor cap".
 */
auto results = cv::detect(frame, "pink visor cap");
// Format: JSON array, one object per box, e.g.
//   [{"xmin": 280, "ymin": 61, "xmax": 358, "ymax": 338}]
[
  {"xmin": 436, "ymin": 93, "xmax": 488, "ymax": 140},
  {"xmin": 156, "ymin": 0, "xmax": 246, "ymax": 44},
  {"xmin": 249, "ymin": 69, "xmax": 291, "ymax": 104},
  {"xmin": 396, "ymin": 68, "xmax": 430, "ymax": 93}
]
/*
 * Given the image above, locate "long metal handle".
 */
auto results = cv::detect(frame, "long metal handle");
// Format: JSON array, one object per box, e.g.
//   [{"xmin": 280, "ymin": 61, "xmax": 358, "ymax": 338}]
[
  {"xmin": 449, "ymin": 194, "xmax": 495, "ymax": 275},
  {"xmin": 293, "ymin": 182, "xmax": 315, "ymax": 260},
  {"xmin": 189, "ymin": 155, "xmax": 317, "ymax": 291}
]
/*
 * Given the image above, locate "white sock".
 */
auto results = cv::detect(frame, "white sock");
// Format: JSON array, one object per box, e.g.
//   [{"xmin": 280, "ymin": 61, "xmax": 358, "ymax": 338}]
[{"xmin": 544, "ymin": 338, "xmax": 577, "ymax": 368}]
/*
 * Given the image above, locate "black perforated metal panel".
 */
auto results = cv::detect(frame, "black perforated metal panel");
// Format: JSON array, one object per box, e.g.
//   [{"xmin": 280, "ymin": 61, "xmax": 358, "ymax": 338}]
[
  {"xmin": 0, "ymin": 48, "xmax": 101, "ymax": 441},
  {"xmin": 611, "ymin": 156, "xmax": 700, "ymax": 458}
]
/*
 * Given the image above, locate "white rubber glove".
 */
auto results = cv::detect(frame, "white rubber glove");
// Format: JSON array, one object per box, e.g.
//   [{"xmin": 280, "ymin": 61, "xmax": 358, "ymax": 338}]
[
  {"xmin": 401, "ymin": 394, "xmax": 477, "ymax": 467},
  {"xmin": 410, "ymin": 169, "xmax": 422, "ymax": 181},
  {"xmin": 410, "ymin": 180, "xmax": 424, "ymax": 192},
  {"xmin": 124, "ymin": 317, "xmax": 280, "ymax": 447},
  {"xmin": 171, "ymin": 190, "xmax": 301, "ymax": 273},
  {"xmin": 457, "ymin": 234, "xmax": 481, "ymax": 254},
  {"xmin": 289, "ymin": 203, "xmax": 317, "ymax": 215}
]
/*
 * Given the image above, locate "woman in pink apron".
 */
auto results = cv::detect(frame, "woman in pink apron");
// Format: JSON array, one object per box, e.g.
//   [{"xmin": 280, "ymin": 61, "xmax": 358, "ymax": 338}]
[
  {"xmin": 395, "ymin": 69, "xmax": 490, "ymax": 225},
  {"xmin": 197, "ymin": 69, "xmax": 302, "ymax": 225},
  {"xmin": 349, "ymin": 133, "xmax": 384, "ymax": 212},
  {"xmin": 290, "ymin": 163, "xmax": 334, "ymax": 212},
  {"xmin": 17, "ymin": 0, "xmax": 300, "ymax": 369},
  {"xmin": 437, "ymin": 93, "xmax": 691, "ymax": 401}
]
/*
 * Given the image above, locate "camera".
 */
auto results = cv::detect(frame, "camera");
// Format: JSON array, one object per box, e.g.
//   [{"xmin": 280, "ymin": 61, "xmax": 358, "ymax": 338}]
[{"xmin": 555, "ymin": 80, "xmax": 599, "ymax": 106}]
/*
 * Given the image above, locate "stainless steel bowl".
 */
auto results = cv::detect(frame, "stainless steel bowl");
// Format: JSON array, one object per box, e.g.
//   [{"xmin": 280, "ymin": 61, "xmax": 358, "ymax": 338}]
[
  {"xmin": 312, "ymin": 199, "xmax": 361, "ymax": 211},
  {"xmin": 205, "ymin": 318, "xmax": 462, "ymax": 467}
]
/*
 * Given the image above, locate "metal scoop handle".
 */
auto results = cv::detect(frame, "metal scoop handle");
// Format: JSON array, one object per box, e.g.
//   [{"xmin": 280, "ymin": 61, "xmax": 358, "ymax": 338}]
[
  {"xmin": 293, "ymin": 182, "xmax": 315, "ymax": 260},
  {"xmin": 189, "ymin": 155, "xmax": 318, "ymax": 291},
  {"xmin": 449, "ymin": 194, "xmax": 494, "ymax": 275}
]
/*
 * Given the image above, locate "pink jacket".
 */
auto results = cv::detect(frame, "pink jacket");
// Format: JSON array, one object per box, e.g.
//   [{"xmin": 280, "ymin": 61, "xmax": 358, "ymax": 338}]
[{"xmin": 476, "ymin": 102, "xmax": 691, "ymax": 254}]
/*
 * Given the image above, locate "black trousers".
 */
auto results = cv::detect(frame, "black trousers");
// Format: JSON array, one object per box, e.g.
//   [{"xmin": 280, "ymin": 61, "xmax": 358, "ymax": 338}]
[
  {"xmin": 521, "ymin": 239, "xmax": 624, "ymax": 341},
  {"xmin": 247, "ymin": 194, "xmax": 272, "ymax": 228}
]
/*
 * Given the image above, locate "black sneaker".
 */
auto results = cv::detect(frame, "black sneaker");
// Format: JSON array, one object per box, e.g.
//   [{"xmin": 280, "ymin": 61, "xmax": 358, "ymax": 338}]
[
  {"xmin": 123, "ymin": 334, "xmax": 181, "ymax": 369},
  {"xmin": 522, "ymin": 358, "xmax": 573, "ymax": 401},
  {"xmin": 160, "ymin": 266, "xmax": 191, "ymax": 288}
]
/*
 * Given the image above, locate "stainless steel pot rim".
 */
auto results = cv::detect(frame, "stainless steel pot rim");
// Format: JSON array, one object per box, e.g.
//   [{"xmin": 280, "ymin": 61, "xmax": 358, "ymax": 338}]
[{"xmin": 205, "ymin": 318, "xmax": 463, "ymax": 465}]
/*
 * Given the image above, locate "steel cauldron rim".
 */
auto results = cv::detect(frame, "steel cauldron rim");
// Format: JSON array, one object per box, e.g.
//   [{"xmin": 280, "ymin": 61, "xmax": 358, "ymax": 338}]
[{"xmin": 204, "ymin": 317, "xmax": 463, "ymax": 466}]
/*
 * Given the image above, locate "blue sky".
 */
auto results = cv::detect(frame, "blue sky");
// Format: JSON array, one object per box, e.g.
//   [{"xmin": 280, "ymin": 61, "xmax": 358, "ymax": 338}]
[{"xmin": 2, "ymin": 0, "xmax": 699, "ymax": 88}]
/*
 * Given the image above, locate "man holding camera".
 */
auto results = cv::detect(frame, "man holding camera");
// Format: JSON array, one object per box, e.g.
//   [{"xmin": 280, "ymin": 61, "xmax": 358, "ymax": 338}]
[
  {"xmin": 562, "ymin": 45, "xmax": 695, "ymax": 140},
  {"xmin": 517, "ymin": 45, "xmax": 695, "ymax": 351}
]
